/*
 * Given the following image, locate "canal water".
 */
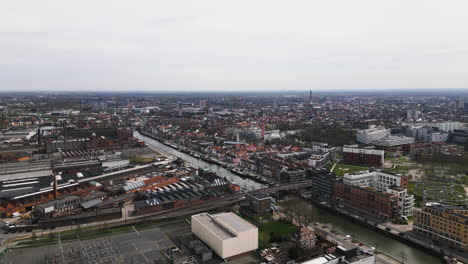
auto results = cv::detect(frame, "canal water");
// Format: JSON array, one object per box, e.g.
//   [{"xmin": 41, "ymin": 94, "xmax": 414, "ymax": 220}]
[
  {"xmin": 135, "ymin": 131, "xmax": 441, "ymax": 264},
  {"xmin": 134, "ymin": 131, "xmax": 266, "ymax": 190},
  {"xmin": 280, "ymin": 196, "xmax": 441, "ymax": 264}
]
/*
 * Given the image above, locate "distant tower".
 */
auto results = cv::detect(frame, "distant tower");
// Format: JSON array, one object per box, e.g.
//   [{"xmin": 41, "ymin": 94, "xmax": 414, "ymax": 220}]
[
  {"xmin": 407, "ymin": 109, "xmax": 420, "ymax": 121},
  {"xmin": 272, "ymin": 98, "xmax": 278, "ymax": 110},
  {"xmin": 309, "ymin": 90, "xmax": 313, "ymax": 104},
  {"xmin": 199, "ymin": 100, "xmax": 207, "ymax": 110},
  {"xmin": 457, "ymin": 98, "xmax": 465, "ymax": 109}
]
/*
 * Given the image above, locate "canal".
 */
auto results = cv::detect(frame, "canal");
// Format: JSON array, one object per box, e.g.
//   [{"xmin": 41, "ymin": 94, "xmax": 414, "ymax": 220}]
[
  {"xmin": 135, "ymin": 131, "xmax": 441, "ymax": 264},
  {"xmin": 134, "ymin": 131, "xmax": 266, "ymax": 190},
  {"xmin": 280, "ymin": 196, "xmax": 441, "ymax": 264}
]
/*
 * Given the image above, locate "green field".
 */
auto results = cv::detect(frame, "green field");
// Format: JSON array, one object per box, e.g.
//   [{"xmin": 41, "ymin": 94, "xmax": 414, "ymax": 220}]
[
  {"xmin": 259, "ymin": 221, "xmax": 298, "ymax": 248},
  {"xmin": 384, "ymin": 165, "xmax": 418, "ymax": 174},
  {"xmin": 331, "ymin": 163, "xmax": 368, "ymax": 177}
]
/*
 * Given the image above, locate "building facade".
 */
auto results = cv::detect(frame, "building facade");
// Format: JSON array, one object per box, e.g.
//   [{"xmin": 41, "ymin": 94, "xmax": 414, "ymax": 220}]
[
  {"xmin": 334, "ymin": 181, "xmax": 398, "ymax": 221},
  {"xmin": 309, "ymin": 169, "xmax": 336, "ymax": 201},
  {"xmin": 338, "ymin": 170, "xmax": 414, "ymax": 218},
  {"xmin": 191, "ymin": 212, "xmax": 258, "ymax": 259},
  {"xmin": 413, "ymin": 203, "xmax": 468, "ymax": 250},
  {"xmin": 343, "ymin": 170, "xmax": 409, "ymax": 191},
  {"xmin": 342, "ymin": 147, "xmax": 384, "ymax": 166}
]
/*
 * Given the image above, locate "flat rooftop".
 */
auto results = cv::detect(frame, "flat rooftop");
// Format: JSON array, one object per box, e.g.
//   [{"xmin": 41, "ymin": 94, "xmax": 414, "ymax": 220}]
[{"xmin": 192, "ymin": 212, "xmax": 257, "ymax": 240}]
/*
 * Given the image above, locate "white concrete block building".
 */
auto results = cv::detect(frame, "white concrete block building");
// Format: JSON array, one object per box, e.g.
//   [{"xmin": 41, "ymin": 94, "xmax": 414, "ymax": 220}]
[{"xmin": 191, "ymin": 212, "xmax": 258, "ymax": 259}]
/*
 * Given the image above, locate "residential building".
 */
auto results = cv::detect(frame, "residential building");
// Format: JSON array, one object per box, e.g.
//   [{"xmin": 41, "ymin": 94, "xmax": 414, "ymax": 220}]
[
  {"xmin": 242, "ymin": 192, "xmax": 271, "ymax": 216},
  {"xmin": 342, "ymin": 147, "xmax": 384, "ymax": 166},
  {"xmin": 342, "ymin": 170, "xmax": 413, "ymax": 218},
  {"xmin": 402, "ymin": 121, "xmax": 461, "ymax": 132},
  {"xmin": 308, "ymin": 153, "xmax": 330, "ymax": 168},
  {"xmin": 301, "ymin": 245, "xmax": 374, "ymax": 264},
  {"xmin": 296, "ymin": 226, "xmax": 317, "ymax": 249},
  {"xmin": 309, "ymin": 169, "xmax": 336, "ymax": 201},
  {"xmin": 334, "ymin": 181, "xmax": 398, "ymax": 220},
  {"xmin": 457, "ymin": 98, "xmax": 466, "ymax": 109},
  {"xmin": 343, "ymin": 170, "xmax": 409, "ymax": 191},
  {"xmin": 413, "ymin": 203, "xmax": 468, "ymax": 250},
  {"xmin": 386, "ymin": 187, "xmax": 414, "ymax": 218},
  {"xmin": 407, "ymin": 109, "xmax": 421, "ymax": 121},
  {"xmin": 280, "ymin": 168, "xmax": 306, "ymax": 183}
]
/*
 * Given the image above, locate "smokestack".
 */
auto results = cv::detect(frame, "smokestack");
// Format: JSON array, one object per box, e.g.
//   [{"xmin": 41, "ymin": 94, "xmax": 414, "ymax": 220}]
[
  {"xmin": 37, "ymin": 128, "xmax": 41, "ymax": 146},
  {"xmin": 309, "ymin": 90, "xmax": 312, "ymax": 104},
  {"xmin": 53, "ymin": 172, "xmax": 58, "ymax": 200}
]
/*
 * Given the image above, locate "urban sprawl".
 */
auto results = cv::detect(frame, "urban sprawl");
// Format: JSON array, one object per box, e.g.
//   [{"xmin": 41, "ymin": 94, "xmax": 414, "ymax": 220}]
[{"xmin": 0, "ymin": 92, "xmax": 466, "ymax": 264}]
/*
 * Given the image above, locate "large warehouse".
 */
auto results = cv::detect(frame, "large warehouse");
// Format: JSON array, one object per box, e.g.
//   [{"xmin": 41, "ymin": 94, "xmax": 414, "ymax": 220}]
[{"xmin": 191, "ymin": 212, "xmax": 258, "ymax": 259}]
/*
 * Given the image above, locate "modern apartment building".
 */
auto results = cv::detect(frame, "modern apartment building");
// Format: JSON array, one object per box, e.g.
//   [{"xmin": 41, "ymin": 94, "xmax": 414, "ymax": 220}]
[
  {"xmin": 333, "ymin": 181, "xmax": 398, "ymax": 220},
  {"xmin": 309, "ymin": 169, "xmax": 336, "ymax": 201},
  {"xmin": 343, "ymin": 170, "xmax": 409, "ymax": 191},
  {"xmin": 386, "ymin": 187, "xmax": 414, "ymax": 218},
  {"xmin": 413, "ymin": 203, "xmax": 468, "ymax": 250},
  {"xmin": 341, "ymin": 170, "xmax": 414, "ymax": 217}
]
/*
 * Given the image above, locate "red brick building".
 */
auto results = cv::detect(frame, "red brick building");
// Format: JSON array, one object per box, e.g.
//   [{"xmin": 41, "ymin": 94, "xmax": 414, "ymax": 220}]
[
  {"xmin": 342, "ymin": 147, "xmax": 384, "ymax": 166},
  {"xmin": 333, "ymin": 180, "xmax": 397, "ymax": 221}
]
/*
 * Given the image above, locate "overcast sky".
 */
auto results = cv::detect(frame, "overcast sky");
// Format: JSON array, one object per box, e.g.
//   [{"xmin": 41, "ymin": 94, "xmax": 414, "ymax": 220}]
[{"xmin": 1, "ymin": 1, "xmax": 468, "ymax": 92}]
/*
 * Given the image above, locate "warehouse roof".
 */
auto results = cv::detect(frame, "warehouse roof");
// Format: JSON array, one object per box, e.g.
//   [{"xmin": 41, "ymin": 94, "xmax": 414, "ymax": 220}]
[{"xmin": 192, "ymin": 212, "xmax": 257, "ymax": 240}]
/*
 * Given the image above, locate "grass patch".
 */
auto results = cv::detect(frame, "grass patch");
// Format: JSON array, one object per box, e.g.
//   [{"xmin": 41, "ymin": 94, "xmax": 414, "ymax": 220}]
[
  {"xmin": 331, "ymin": 163, "xmax": 368, "ymax": 177},
  {"xmin": 259, "ymin": 220, "xmax": 298, "ymax": 248},
  {"xmin": 384, "ymin": 165, "xmax": 417, "ymax": 174}
]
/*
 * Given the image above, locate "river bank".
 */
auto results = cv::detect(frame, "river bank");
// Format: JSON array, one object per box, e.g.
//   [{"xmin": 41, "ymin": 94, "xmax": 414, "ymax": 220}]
[
  {"xmin": 280, "ymin": 195, "xmax": 451, "ymax": 264},
  {"xmin": 300, "ymin": 195, "xmax": 467, "ymax": 263},
  {"xmin": 138, "ymin": 129, "xmax": 275, "ymax": 186}
]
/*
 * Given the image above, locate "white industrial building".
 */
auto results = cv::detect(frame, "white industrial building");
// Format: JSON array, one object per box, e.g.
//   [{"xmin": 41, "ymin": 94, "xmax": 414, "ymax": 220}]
[
  {"xmin": 191, "ymin": 212, "xmax": 258, "ymax": 259},
  {"xmin": 371, "ymin": 135, "xmax": 415, "ymax": 147},
  {"xmin": 356, "ymin": 128, "xmax": 390, "ymax": 144},
  {"xmin": 357, "ymin": 128, "xmax": 414, "ymax": 147}
]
